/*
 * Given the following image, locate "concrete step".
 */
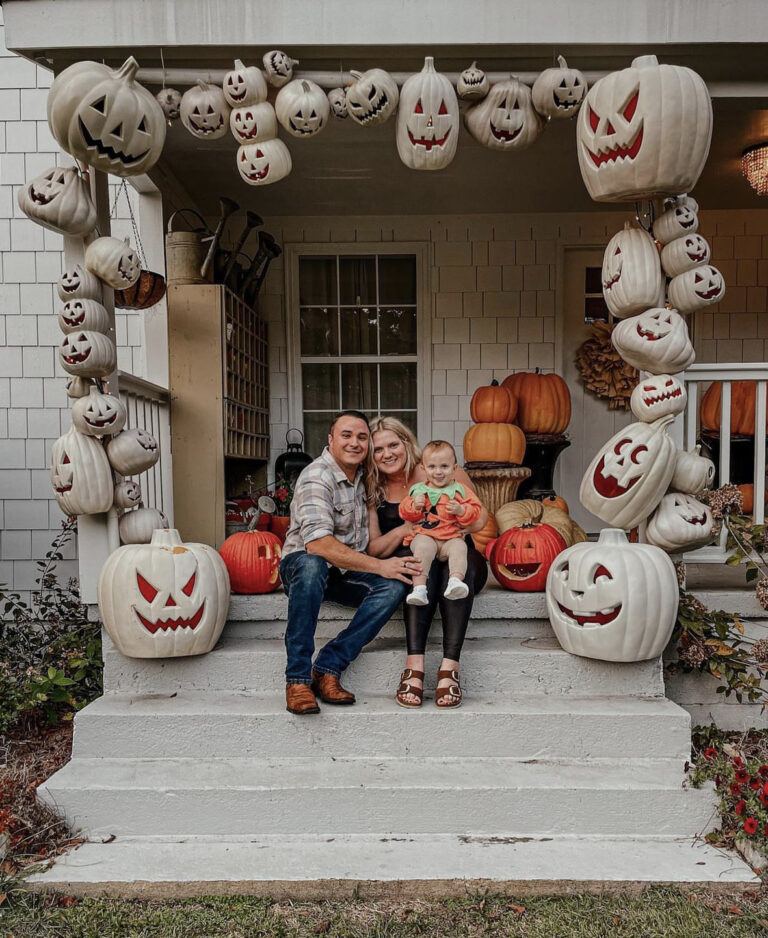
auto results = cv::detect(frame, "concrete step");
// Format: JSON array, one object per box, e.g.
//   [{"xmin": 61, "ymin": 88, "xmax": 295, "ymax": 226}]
[
  {"xmin": 39, "ymin": 756, "xmax": 715, "ymax": 839},
  {"xmin": 102, "ymin": 634, "xmax": 665, "ymax": 697},
  {"xmin": 72, "ymin": 692, "xmax": 693, "ymax": 761},
  {"xmin": 26, "ymin": 833, "xmax": 760, "ymax": 897},
  {"xmin": 225, "ymin": 617, "xmax": 553, "ymax": 641}
]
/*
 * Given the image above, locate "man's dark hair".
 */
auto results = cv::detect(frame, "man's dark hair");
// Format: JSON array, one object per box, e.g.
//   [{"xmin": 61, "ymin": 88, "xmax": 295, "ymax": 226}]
[{"xmin": 329, "ymin": 410, "xmax": 370, "ymax": 434}]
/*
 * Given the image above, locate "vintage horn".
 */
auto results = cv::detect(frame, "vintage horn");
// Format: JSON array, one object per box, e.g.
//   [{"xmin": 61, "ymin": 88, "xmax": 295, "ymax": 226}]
[
  {"xmin": 200, "ymin": 196, "xmax": 239, "ymax": 280},
  {"xmin": 245, "ymin": 235, "xmax": 282, "ymax": 305},
  {"xmin": 222, "ymin": 209, "xmax": 263, "ymax": 287}
]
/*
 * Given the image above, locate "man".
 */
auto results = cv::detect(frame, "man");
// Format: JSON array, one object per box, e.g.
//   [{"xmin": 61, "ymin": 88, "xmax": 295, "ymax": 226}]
[{"xmin": 279, "ymin": 410, "xmax": 421, "ymax": 715}]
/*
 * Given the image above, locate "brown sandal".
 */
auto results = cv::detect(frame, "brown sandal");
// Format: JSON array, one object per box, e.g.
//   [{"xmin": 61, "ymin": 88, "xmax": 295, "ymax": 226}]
[
  {"xmin": 395, "ymin": 668, "xmax": 424, "ymax": 708},
  {"xmin": 435, "ymin": 669, "xmax": 462, "ymax": 709}
]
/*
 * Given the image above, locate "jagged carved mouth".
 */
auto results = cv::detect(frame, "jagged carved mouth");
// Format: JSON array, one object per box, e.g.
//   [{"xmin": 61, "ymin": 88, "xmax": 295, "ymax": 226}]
[
  {"xmin": 696, "ymin": 285, "xmax": 722, "ymax": 300},
  {"xmin": 135, "ymin": 601, "xmax": 205, "ymax": 634},
  {"xmin": 354, "ymin": 92, "xmax": 389, "ymax": 123},
  {"xmin": 586, "ymin": 125, "xmax": 643, "ymax": 168},
  {"xmin": 553, "ymin": 91, "xmax": 579, "ymax": 109},
  {"xmin": 30, "ymin": 186, "xmax": 56, "ymax": 205},
  {"xmin": 408, "ymin": 126, "xmax": 452, "ymax": 150},
  {"xmin": 490, "ymin": 121, "xmax": 522, "ymax": 143},
  {"xmin": 189, "ymin": 115, "xmax": 224, "ymax": 135},
  {"xmin": 63, "ymin": 350, "xmax": 91, "ymax": 364},
  {"xmin": 636, "ymin": 324, "xmax": 666, "ymax": 341},
  {"xmin": 78, "ymin": 117, "xmax": 149, "ymax": 166},
  {"xmin": 557, "ymin": 602, "xmax": 622, "ymax": 627},
  {"xmin": 118, "ymin": 262, "xmax": 135, "ymax": 282},
  {"xmin": 498, "ymin": 562, "xmax": 541, "ymax": 579},
  {"xmin": 236, "ymin": 125, "xmax": 260, "ymax": 140},
  {"xmin": 603, "ymin": 271, "xmax": 621, "ymax": 291},
  {"xmin": 643, "ymin": 388, "xmax": 682, "ymax": 407}
]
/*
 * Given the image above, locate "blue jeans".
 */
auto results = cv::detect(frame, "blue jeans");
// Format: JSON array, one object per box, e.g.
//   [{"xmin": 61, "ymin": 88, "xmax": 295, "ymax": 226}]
[{"xmin": 279, "ymin": 551, "xmax": 408, "ymax": 685}]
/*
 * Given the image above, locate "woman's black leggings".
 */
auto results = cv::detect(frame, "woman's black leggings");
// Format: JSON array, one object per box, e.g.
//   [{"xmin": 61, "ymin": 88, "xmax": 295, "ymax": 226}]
[{"xmin": 403, "ymin": 540, "xmax": 488, "ymax": 660}]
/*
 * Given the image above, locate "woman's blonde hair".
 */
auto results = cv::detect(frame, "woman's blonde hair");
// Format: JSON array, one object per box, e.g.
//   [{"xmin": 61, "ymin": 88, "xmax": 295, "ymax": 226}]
[{"xmin": 367, "ymin": 416, "xmax": 421, "ymax": 505}]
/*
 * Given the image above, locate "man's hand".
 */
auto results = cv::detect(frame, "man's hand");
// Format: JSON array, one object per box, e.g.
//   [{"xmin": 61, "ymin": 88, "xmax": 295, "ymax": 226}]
[
  {"xmin": 378, "ymin": 555, "xmax": 422, "ymax": 583},
  {"xmin": 412, "ymin": 494, "xmax": 426, "ymax": 510},
  {"xmin": 445, "ymin": 499, "xmax": 466, "ymax": 516}
]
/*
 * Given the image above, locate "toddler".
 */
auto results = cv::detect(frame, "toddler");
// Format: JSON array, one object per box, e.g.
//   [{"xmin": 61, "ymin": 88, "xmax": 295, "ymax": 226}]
[{"xmin": 399, "ymin": 440, "xmax": 483, "ymax": 606}]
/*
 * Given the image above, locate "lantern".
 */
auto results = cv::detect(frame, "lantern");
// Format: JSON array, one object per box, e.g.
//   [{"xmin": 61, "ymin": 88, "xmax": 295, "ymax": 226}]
[
  {"xmin": 630, "ymin": 374, "xmax": 687, "ymax": 422},
  {"xmin": 17, "ymin": 165, "xmax": 97, "ymax": 236},
  {"xmin": 653, "ymin": 196, "xmax": 699, "ymax": 245},
  {"xmin": 457, "ymin": 62, "xmax": 489, "ymax": 100},
  {"xmin": 230, "ymin": 102, "xmax": 278, "ymax": 144},
  {"xmin": 531, "ymin": 55, "xmax": 587, "ymax": 120},
  {"xmin": 276, "ymin": 79, "xmax": 330, "ymax": 137},
  {"xmin": 50, "ymin": 426, "xmax": 114, "ymax": 516},
  {"xmin": 236, "ymin": 139, "xmax": 293, "ymax": 186},
  {"xmin": 156, "ymin": 88, "xmax": 182, "ymax": 121},
  {"xmin": 601, "ymin": 222, "xmax": 665, "ymax": 318},
  {"xmin": 488, "ymin": 515, "xmax": 566, "ymax": 592},
  {"xmin": 223, "ymin": 59, "xmax": 267, "ymax": 107},
  {"xmin": 58, "ymin": 298, "xmax": 111, "ymax": 335},
  {"xmin": 346, "ymin": 69, "xmax": 399, "ymax": 126},
  {"xmin": 85, "ymin": 236, "xmax": 141, "ymax": 290},
  {"xmin": 106, "ymin": 428, "xmax": 160, "ymax": 476},
  {"xmin": 645, "ymin": 493, "xmax": 715, "ymax": 553},
  {"xmin": 263, "ymin": 51, "xmax": 299, "ymax": 88},
  {"xmin": 58, "ymin": 331, "xmax": 117, "ymax": 378},
  {"xmin": 667, "ymin": 265, "xmax": 726, "ymax": 315},
  {"xmin": 180, "ymin": 81, "xmax": 231, "ymax": 140},
  {"xmin": 396, "ymin": 57, "xmax": 459, "ymax": 171},
  {"xmin": 274, "ymin": 429, "xmax": 313, "ymax": 483},
  {"xmin": 57, "ymin": 264, "xmax": 102, "ymax": 303},
  {"xmin": 660, "ymin": 233, "xmax": 711, "ymax": 278},
  {"xmin": 71, "ymin": 386, "xmax": 127, "ymax": 438},
  {"xmin": 611, "ymin": 308, "xmax": 695, "ymax": 375},
  {"xmin": 219, "ymin": 530, "xmax": 283, "ymax": 594},
  {"xmin": 465, "ymin": 76, "xmax": 544, "ymax": 151}
]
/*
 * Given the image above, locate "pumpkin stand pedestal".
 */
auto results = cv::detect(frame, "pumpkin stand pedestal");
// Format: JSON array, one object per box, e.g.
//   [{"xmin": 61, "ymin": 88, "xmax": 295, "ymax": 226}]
[
  {"xmin": 464, "ymin": 464, "xmax": 531, "ymax": 516},
  {"xmin": 517, "ymin": 436, "xmax": 571, "ymax": 501}
]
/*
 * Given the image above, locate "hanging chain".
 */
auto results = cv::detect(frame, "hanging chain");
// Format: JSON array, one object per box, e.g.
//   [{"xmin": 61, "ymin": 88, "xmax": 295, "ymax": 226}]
[{"xmin": 109, "ymin": 179, "xmax": 147, "ymax": 268}]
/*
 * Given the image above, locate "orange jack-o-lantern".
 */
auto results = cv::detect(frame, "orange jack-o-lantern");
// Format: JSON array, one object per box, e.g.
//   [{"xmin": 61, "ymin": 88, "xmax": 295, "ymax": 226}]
[
  {"xmin": 488, "ymin": 514, "xmax": 566, "ymax": 592},
  {"xmin": 396, "ymin": 57, "xmax": 459, "ymax": 171},
  {"xmin": 219, "ymin": 530, "xmax": 283, "ymax": 594}
]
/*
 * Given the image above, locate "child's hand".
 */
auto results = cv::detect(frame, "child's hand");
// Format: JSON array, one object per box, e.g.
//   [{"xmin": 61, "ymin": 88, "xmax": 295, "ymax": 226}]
[
  {"xmin": 445, "ymin": 499, "xmax": 466, "ymax": 516},
  {"xmin": 412, "ymin": 494, "xmax": 426, "ymax": 510}
]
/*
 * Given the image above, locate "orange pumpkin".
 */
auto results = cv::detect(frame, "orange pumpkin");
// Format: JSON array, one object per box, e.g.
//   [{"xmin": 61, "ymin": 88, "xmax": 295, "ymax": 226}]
[
  {"xmin": 541, "ymin": 494, "xmax": 569, "ymax": 513},
  {"xmin": 700, "ymin": 381, "xmax": 768, "ymax": 436},
  {"xmin": 219, "ymin": 530, "xmax": 282, "ymax": 594},
  {"xmin": 502, "ymin": 370, "xmax": 571, "ymax": 435},
  {"xmin": 471, "ymin": 513, "xmax": 498, "ymax": 553},
  {"xmin": 469, "ymin": 379, "xmax": 517, "ymax": 424},
  {"xmin": 463, "ymin": 423, "xmax": 526, "ymax": 464},
  {"xmin": 737, "ymin": 484, "xmax": 768, "ymax": 515}
]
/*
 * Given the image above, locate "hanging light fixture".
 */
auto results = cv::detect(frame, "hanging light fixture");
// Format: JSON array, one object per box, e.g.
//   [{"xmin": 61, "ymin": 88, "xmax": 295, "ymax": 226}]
[{"xmin": 742, "ymin": 143, "xmax": 768, "ymax": 195}]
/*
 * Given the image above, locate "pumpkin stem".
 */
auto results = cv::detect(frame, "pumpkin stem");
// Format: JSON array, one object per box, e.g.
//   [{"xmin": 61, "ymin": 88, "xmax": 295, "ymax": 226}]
[
  {"xmin": 301, "ymin": 81, "xmax": 312, "ymax": 92},
  {"xmin": 233, "ymin": 59, "xmax": 245, "ymax": 70},
  {"xmin": 490, "ymin": 379, "xmax": 499, "ymax": 386},
  {"xmin": 556, "ymin": 55, "xmax": 568, "ymax": 69},
  {"xmin": 115, "ymin": 57, "xmax": 140, "ymax": 84},
  {"xmin": 423, "ymin": 57, "xmax": 436, "ymax": 73},
  {"xmin": 350, "ymin": 70, "xmax": 363, "ymax": 80},
  {"xmin": 196, "ymin": 79, "xmax": 210, "ymax": 91}
]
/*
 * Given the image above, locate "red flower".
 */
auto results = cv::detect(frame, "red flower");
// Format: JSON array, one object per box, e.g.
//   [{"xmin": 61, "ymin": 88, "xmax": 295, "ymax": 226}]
[
  {"xmin": 744, "ymin": 817, "xmax": 758, "ymax": 835},
  {"xmin": 759, "ymin": 764, "xmax": 768, "ymax": 778},
  {"xmin": 730, "ymin": 783, "xmax": 743, "ymax": 797},
  {"xmin": 750, "ymin": 778, "xmax": 763, "ymax": 791},
  {"xmin": 764, "ymin": 781, "xmax": 768, "ymax": 796},
  {"xmin": 703, "ymin": 747, "xmax": 718, "ymax": 761},
  {"xmin": 759, "ymin": 793, "xmax": 768, "ymax": 807},
  {"xmin": 735, "ymin": 799, "xmax": 747, "ymax": 815},
  {"xmin": 733, "ymin": 756, "xmax": 744, "ymax": 768},
  {"xmin": 736, "ymin": 770, "xmax": 750, "ymax": 783},
  {"xmin": 764, "ymin": 824, "xmax": 768, "ymax": 836}
]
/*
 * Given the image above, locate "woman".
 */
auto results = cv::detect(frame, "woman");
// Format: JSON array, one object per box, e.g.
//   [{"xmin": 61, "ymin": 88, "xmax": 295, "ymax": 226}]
[{"xmin": 367, "ymin": 417, "xmax": 488, "ymax": 708}]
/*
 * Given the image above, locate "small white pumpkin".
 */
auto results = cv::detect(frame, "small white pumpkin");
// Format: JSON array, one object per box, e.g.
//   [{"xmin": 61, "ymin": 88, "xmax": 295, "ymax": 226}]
[
  {"xmin": 263, "ymin": 51, "xmax": 299, "ymax": 88},
  {"xmin": 59, "ymin": 331, "xmax": 117, "ymax": 378},
  {"xmin": 57, "ymin": 264, "xmax": 102, "ymax": 302},
  {"xmin": 667, "ymin": 265, "xmax": 726, "ymax": 314},
  {"xmin": 51, "ymin": 426, "xmax": 114, "ymax": 516},
  {"xmin": 71, "ymin": 386, "xmax": 126, "ymax": 438},
  {"xmin": 180, "ymin": 81, "xmax": 230, "ymax": 140},
  {"xmin": 645, "ymin": 492, "xmax": 714, "ymax": 553},
  {"xmin": 660, "ymin": 233, "xmax": 711, "ymax": 278},
  {"xmin": 58, "ymin": 298, "xmax": 111, "ymax": 335},
  {"xmin": 630, "ymin": 374, "xmax": 687, "ymax": 422},
  {"xmin": 156, "ymin": 88, "xmax": 182, "ymax": 121},
  {"xmin": 546, "ymin": 528, "xmax": 678, "ymax": 662},
  {"xmin": 601, "ymin": 222, "xmax": 665, "ymax": 318},
  {"xmin": 327, "ymin": 87, "xmax": 348, "ymax": 119},
  {"xmin": 670, "ymin": 445, "xmax": 715, "ymax": 495},
  {"xmin": 532, "ymin": 55, "xmax": 587, "ymax": 120},
  {"xmin": 653, "ymin": 197, "xmax": 699, "ymax": 245},
  {"xmin": 223, "ymin": 59, "xmax": 267, "ymax": 107},
  {"xmin": 276, "ymin": 79, "xmax": 329, "ymax": 137},
  {"xmin": 345, "ymin": 69, "xmax": 399, "ymax": 126},
  {"xmin": 465, "ymin": 76, "xmax": 544, "ymax": 151},
  {"xmin": 611, "ymin": 308, "xmax": 695, "ymax": 375},
  {"xmin": 236, "ymin": 139, "xmax": 293, "ymax": 186},
  {"xmin": 17, "ymin": 166, "xmax": 97, "ymax": 236},
  {"xmin": 457, "ymin": 61, "xmax": 489, "ymax": 100},
  {"xmin": 106, "ymin": 427, "xmax": 160, "ymax": 475},
  {"xmin": 114, "ymin": 479, "xmax": 142, "ymax": 509},
  {"xmin": 229, "ymin": 102, "xmax": 277, "ymax": 143},
  {"xmin": 85, "ymin": 236, "xmax": 141, "ymax": 290},
  {"xmin": 66, "ymin": 376, "xmax": 93, "ymax": 399},
  {"xmin": 397, "ymin": 57, "xmax": 459, "ymax": 171},
  {"xmin": 119, "ymin": 506, "xmax": 169, "ymax": 544}
]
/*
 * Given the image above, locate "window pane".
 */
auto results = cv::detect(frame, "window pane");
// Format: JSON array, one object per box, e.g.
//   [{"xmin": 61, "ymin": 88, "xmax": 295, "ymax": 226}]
[
  {"xmin": 388, "ymin": 411, "xmax": 418, "ymax": 437},
  {"xmin": 340, "ymin": 307, "xmax": 378, "ymax": 355},
  {"xmin": 584, "ymin": 267, "xmax": 603, "ymax": 295},
  {"xmin": 378, "ymin": 255, "xmax": 417, "ymax": 305},
  {"xmin": 303, "ymin": 412, "xmax": 335, "ymax": 458},
  {"xmin": 379, "ymin": 306, "xmax": 417, "ymax": 355},
  {"xmin": 299, "ymin": 257, "xmax": 337, "ymax": 305},
  {"xmin": 584, "ymin": 296, "xmax": 610, "ymax": 324},
  {"xmin": 341, "ymin": 362, "xmax": 377, "ymax": 411},
  {"xmin": 339, "ymin": 256, "xmax": 376, "ymax": 306},
  {"xmin": 302, "ymin": 363, "xmax": 339, "ymax": 411},
  {"xmin": 380, "ymin": 362, "xmax": 417, "ymax": 410},
  {"xmin": 300, "ymin": 307, "xmax": 338, "ymax": 356}
]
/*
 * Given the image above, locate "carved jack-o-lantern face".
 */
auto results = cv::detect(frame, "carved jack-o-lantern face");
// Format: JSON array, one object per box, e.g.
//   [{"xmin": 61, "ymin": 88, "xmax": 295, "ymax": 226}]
[
  {"xmin": 457, "ymin": 62, "xmax": 489, "ymax": 100},
  {"xmin": 646, "ymin": 493, "xmax": 715, "ymax": 553},
  {"xmin": 114, "ymin": 479, "xmax": 142, "ymax": 509},
  {"xmin": 134, "ymin": 555, "xmax": 204, "ymax": 635},
  {"xmin": 58, "ymin": 298, "xmax": 110, "ymax": 335},
  {"xmin": 667, "ymin": 265, "xmax": 726, "ymax": 315},
  {"xmin": 275, "ymin": 79, "xmax": 329, "ymax": 137},
  {"xmin": 630, "ymin": 374, "xmax": 687, "ymax": 422},
  {"xmin": 660, "ymin": 233, "xmax": 711, "ymax": 278},
  {"xmin": 263, "ymin": 50, "xmax": 298, "ymax": 87},
  {"xmin": 611, "ymin": 308, "xmax": 695, "ymax": 375},
  {"xmin": 156, "ymin": 88, "xmax": 182, "ymax": 120},
  {"xmin": 593, "ymin": 435, "xmax": 650, "ymax": 498},
  {"xmin": 57, "ymin": 264, "xmax": 101, "ymax": 302},
  {"xmin": 180, "ymin": 81, "xmax": 230, "ymax": 140},
  {"xmin": 489, "ymin": 522, "xmax": 566, "ymax": 592},
  {"xmin": 601, "ymin": 223, "xmax": 664, "ymax": 318},
  {"xmin": 653, "ymin": 198, "xmax": 700, "ymax": 245},
  {"xmin": 465, "ymin": 77, "xmax": 544, "ymax": 152},
  {"xmin": 17, "ymin": 166, "xmax": 97, "ymax": 237},
  {"xmin": 229, "ymin": 102, "xmax": 277, "ymax": 143},
  {"xmin": 72, "ymin": 386, "xmax": 126, "ymax": 437},
  {"xmin": 531, "ymin": 56, "xmax": 587, "ymax": 120},
  {"xmin": 58, "ymin": 330, "xmax": 117, "ymax": 378},
  {"xmin": 219, "ymin": 530, "xmax": 283, "ymax": 594},
  {"xmin": 327, "ymin": 88, "xmax": 348, "ymax": 119},
  {"xmin": 397, "ymin": 57, "xmax": 459, "ymax": 170},
  {"xmin": 223, "ymin": 59, "xmax": 267, "ymax": 107},
  {"xmin": 50, "ymin": 427, "xmax": 113, "ymax": 516},
  {"xmin": 85, "ymin": 236, "xmax": 141, "ymax": 290},
  {"xmin": 693, "ymin": 266, "xmax": 725, "ymax": 301},
  {"xmin": 345, "ymin": 69, "xmax": 399, "ymax": 126},
  {"xmin": 106, "ymin": 427, "xmax": 160, "ymax": 476},
  {"xmin": 671, "ymin": 446, "xmax": 716, "ymax": 496},
  {"xmin": 236, "ymin": 139, "xmax": 292, "ymax": 187}
]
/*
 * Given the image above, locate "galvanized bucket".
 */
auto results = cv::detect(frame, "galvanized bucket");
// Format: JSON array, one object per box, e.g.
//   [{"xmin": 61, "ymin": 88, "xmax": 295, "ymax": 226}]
[{"xmin": 165, "ymin": 209, "xmax": 211, "ymax": 285}]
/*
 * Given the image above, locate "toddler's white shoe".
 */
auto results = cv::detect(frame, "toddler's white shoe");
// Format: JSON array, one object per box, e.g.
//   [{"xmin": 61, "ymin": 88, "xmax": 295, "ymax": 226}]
[
  {"xmin": 444, "ymin": 577, "xmax": 469, "ymax": 600},
  {"xmin": 406, "ymin": 585, "xmax": 429, "ymax": 606}
]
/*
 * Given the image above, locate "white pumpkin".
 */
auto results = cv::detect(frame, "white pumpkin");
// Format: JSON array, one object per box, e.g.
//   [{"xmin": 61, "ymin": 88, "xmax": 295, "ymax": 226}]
[
  {"xmin": 47, "ymin": 57, "xmax": 166, "ymax": 177},
  {"xmin": 630, "ymin": 374, "xmax": 687, "ymax": 422},
  {"xmin": 397, "ymin": 57, "xmax": 459, "ymax": 171},
  {"xmin": 51, "ymin": 426, "xmax": 114, "ymax": 516},
  {"xmin": 156, "ymin": 88, "xmax": 182, "ymax": 121},
  {"xmin": 66, "ymin": 376, "xmax": 93, "ymax": 399},
  {"xmin": 580, "ymin": 415, "xmax": 677, "ymax": 530},
  {"xmin": 457, "ymin": 61, "xmax": 489, "ymax": 100},
  {"xmin": 532, "ymin": 55, "xmax": 587, "ymax": 120},
  {"xmin": 114, "ymin": 479, "xmax": 142, "ymax": 509},
  {"xmin": 653, "ymin": 198, "xmax": 699, "ymax": 245},
  {"xmin": 577, "ymin": 55, "xmax": 712, "ymax": 202},
  {"xmin": 276, "ymin": 79, "xmax": 329, "ymax": 137},
  {"xmin": 59, "ymin": 331, "xmax": 117, "ymax": 378},
  {"xmin": 85, "ymin": 236, "xmax": 141, "ymax": 290},
  {"xmin": 546, "ymin": 528, "xmax": 678, "ymax": 662},
  {"xmin": 71, "ymin": 386, "xmax": 126, "ymax": 438},
  {"xmin": 97, "ymin": 528, "xmax": 230, "ymax": 659},
  {"xmin": 670, "ymin": 445, "xmax": 715, "ymax": 495},
  {"xmin": 601, "ymin": 222, "xmax": 665, "ymax": 318},
  {"xmin": 17, "ymin": 166, "xmax": 97, "ymax": 236},
  {"xmin": 667, "ymin": 265, "xmax": 726, "ymax": 314},
  {"xmin": 106, "ymin": 427, "xmax": 160, "ymax": 475},
  {"xmin": 223, "ymin": 59, "xmax": 267, "ymax": 107},
  {"xmin": 119, "ymin": 506, "xmax": 169, "ymax": 544},
  {"xmin": 345, "ymin": 69, "xmax": 399, "ymax": 126},
  {"xmin": 465, "ymin": 76, "xmax": 544, "ymax": 151},
  {"xmin": 236, "ymin": 139, "xmax": 293, "ymax": 186},
  {"xmin": 611, "ymin": 308, "xmax": 695, "ymax": 375},
  {"xmin": 327, "ymin": 88, "xmax": 348, "ymax": 119},
  {"xmin": 229, "ymin": 102, "xmax": 277, "ymax": 143},
  {"xmin": 660, "ymin": 234, "xmax": 711, "ymax": 278},
  {"xmin": 58, "ymin": 298, "xmax": 111, "ymax": 335},
  {"xmin": 180, "ymin": 81, "xmax": 230, "ymax": 140},
  {"xmin": 57, "ymin": 264, "xmax": 102, "ymax": 302},
  {"xmin": 263, "ymin": 51, "xmax": 299, "ymax": 88},
  {"xmin": 646, "ymin": 492, "xmax": 715, "ymax": 553}
]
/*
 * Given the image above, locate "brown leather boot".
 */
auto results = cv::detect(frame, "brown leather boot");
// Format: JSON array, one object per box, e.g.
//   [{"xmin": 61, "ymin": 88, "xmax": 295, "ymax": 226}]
[
  {"xmin": 285, "ymin": 683, "xmax": 320, "ymax": 715},
  {"xmin": 311, "ymin": 670, "xmax": 356, "ymax": 705}
]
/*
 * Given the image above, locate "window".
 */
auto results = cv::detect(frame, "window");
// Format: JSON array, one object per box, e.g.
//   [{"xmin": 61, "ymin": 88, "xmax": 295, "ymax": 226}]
[
  {"xmin": 293, "ymin": 251, "xmax": 421, "ymax": 456},
  {"xmin": 584, "ymin": 267, "xmax": 610, "ymax": 324}
]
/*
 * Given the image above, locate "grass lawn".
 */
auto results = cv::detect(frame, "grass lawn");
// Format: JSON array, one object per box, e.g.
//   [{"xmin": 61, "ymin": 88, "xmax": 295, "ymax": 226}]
[{"xmin": 2, "ymin": 886, "xmax": 768, "ymax": 937}]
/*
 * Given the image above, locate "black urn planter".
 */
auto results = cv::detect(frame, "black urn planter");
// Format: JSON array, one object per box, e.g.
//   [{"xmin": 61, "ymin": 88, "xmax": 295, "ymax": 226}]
[
  {"xmin": 517, "ymin": 436, "xmax": 571, "ymax": 501},
  {"xmin": 699, "ymin": 432, "xmax": 762, "ymax": 487}
]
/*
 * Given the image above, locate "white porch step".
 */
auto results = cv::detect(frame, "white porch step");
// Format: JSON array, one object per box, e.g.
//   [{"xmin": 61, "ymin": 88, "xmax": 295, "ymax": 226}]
[
  {"xmin": 26, "ymin": 834, "xmax": 759, "ymax": 897},
  {"xmin": 102, "ymin": 634, "xmax": 665, "ymax": 697},
  {"xmin": 72, "ymin": 692, "xmax": 692, "ymax": 762},
  {"xmin": 39, "ymin": 756, "xmax": 715, "ymax": 839}
]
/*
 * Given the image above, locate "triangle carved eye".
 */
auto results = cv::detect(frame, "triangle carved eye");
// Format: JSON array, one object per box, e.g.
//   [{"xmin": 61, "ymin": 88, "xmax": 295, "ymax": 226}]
[
  {"xmin": 622, "ymin": 90, "xmax": 639, "ymax": 122},
  {"xmin": 414, "ymin": 98, "xmax": 423, "ymax": 115},
  {"xmin": 91, "ymin": 96, "xmax": 106, "ymax": 114},
  {"xmin": 438, "ymin": 99, "xmax": 448, "ymax": 115},
  {"xmin": 588, "ymin": 105, "xmax": 599, "ymax": 132},
  {"xmin": 137, "ymin": 572, "xmax": 158, "ymax": 603},
  {"xmin": 181, "ymin": 572, "xmax": 196, "ymax": 597},
  {"xmin": 137, "ymin": 116, "xmax": 148, "ymax": 133}
]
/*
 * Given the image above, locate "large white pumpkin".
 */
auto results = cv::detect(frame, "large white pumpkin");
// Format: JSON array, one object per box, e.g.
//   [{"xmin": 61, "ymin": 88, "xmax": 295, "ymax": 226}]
[
  {"xmin": 71, "ymin": 386, "xmax": 126, "ymax": 438},
  {"xmin": 465, "ymin": 76, "xmax": 544, "ymax": 151},
  {"xmin": 660, "ymin": 233, "xmax": 710, "ymax": 278},
  {"xmin": 17, "ymin": 166, "xmax": 97, "ymax": 236},
  {"xmin": 346, "ymin": 68, "xmax": 399, "ymax": 126},
  {"xmin": 263, "ymin": 51, "xmax": 298, "ymax": 88},
  {"xmin": 59, "ymin": 331, "xmax": 117, "ymax": 378},
  {"xmin": 653, "ymin": 197, "xmax": 699, "ymax": 245},
  {"xmin": 58, "ymin": 298, "xmax": 110, "ymax": 335},
  {"xmin": 180, "ymin": 81, "xmax": 230, "ymax": 140},
  {"xmin": 645, "ymin": 492, "xmax": 715, "ymax": 553},
  {"xmin": 577, "ymin": 55, "xmax": 712, "ymax": 202},
  {"xmin": 119, "ymin": 506, "xmax": 169, "ymax": 544},
  {"xmin": 47, "ymin": 57, "xmax": 166, "ymax": 177},
  {"xmin": 236, "ymin": 139, "xmax": 293, "ymax": 186},
  {"xmin": 611, "ymin": 308, "xmax": 695, "ymax": 375},
  {"xmin": 546, "ymin": 528, "xmax": 679, "ymax": 661},
  {"xmin": 229, "ymin": 102, "xmax": 277, "ymax": 144},
  {"xmin": 57, "ymin": 264, "xmax": 102, "ymax": 303},
  {"xmin": 630, "ymin": 374, "xmax": 687, "ymax": 422},
  {"xmin": 275, "ymin": 79, "xmax": 329, "ymax": 137},
  {"xmin": 97, "ymin": 528, "xmax": 230, "ymax": 659},
  {"xmin": 397, "ymin": 57, "xmax": 459, "ymax": 171},
  {"xmin": 457, "ymin": 62, "xmax": 489, "ymax": 100},
  {"xmin": 223, "ymin": 59, "xmax": 267, "ymax": 107},
  {"xmin": 531, "ymin": 55, "xmax": 587, "ymax": 120},
  {"xmin": 670, "ymin": 445, "xmax": 715, "ymax": 495},
  {"xmin": 601, "ymin": 222, "xmax": 665, "ymax": 318},
  {"xmin": 106, "ymin": 427, "xmax": 160, "ymax": 475},
  {"xmin": 667, "ymin": 265, "xmax": 726, "ymax": 314},
  {"xmin": 51, "ymin": 426, "xmax": 114, "ymax": 516},
  {"xmin": 579, "ymin": 415, "xmax": 677, "ymax": 530},
  {"xmin": 85, "ymin": 236, "xmax": 141, "ymax": 290}
]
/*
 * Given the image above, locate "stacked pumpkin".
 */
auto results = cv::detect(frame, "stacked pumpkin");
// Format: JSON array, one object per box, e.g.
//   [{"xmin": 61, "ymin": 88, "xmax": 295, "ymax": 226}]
[{"xmin": 464, "ymin": 380, "xmax": 525, "ymax": 467}]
